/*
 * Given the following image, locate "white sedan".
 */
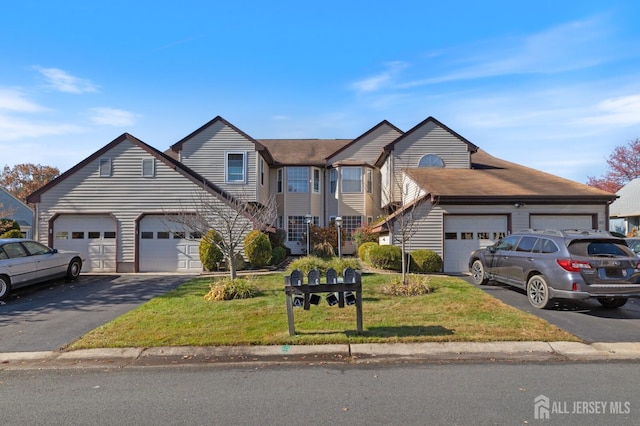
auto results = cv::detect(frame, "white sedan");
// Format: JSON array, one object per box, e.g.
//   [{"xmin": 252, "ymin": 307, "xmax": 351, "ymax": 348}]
[{"xmin": 0, "ymin": 239, "xmax": 83, "ymax": 300}]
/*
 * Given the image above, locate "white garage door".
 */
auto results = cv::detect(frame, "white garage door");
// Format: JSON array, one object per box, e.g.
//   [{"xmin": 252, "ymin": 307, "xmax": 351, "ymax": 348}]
[
  {"xmin": 139, "ymin": 216, "xmax": 202, "ymax": 273},
  {"xmin": 53, "ymin": 214, "xmax": 117, "ymax": 273},
  {"xmin": 444, "ymin": 215, "xmax": 508, "ymax": 274},
  {"xmin": 530, "ymin": 215, "xmax": 593, "ymax": 230}
]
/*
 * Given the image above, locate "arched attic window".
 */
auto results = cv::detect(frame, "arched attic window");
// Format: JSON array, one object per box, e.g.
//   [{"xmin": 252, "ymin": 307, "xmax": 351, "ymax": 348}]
[{"xmin": 418, "ymin": 154, "xmax": 444, "ymax": 167}]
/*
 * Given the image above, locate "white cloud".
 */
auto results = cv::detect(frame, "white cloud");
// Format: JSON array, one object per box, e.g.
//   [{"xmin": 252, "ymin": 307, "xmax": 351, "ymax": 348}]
[
  {"xmin": 350, "ymin": 61, "xmax": 409, "ymax": 93},
  {"xmin": 0, "ymin": 88, "xmax": 44, "ymax": 112},
  {"xmin": 89, "ymin": 107, "xmax": 138, "ymax": 126},
  {"xmin": 400, "ymin": 16, "xmax": 618, "ymax": 87},
  {"xmin": 0, "ymin": 113, "xmax": 83, "ymax": 140},
  {"xmin": 581, "ymin": 94, "xmax": 640, "ymax": 126},
  {"xmin": 34, "ymin": 67, "xmax": 99, "ymax": 94}
]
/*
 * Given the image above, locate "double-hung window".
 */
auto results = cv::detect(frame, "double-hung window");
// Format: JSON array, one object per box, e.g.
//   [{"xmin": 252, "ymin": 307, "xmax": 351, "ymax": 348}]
[
  {"xmin": 312, "ymin": 168, "xmax": 321, "ymax": 193},
  {"xmin": 329, "ymin": 168, "xmax": 337, "ymax": 193},
  {"xmin": 277, "ymin": 169, "xmax": 283, "ymax": 193},
  {"xmin": 342, "ymin": 167, "xmax": 362, "ymax": 193},
  {"xmin": 287, "ymin": 167, "xmax": 308, "ymax": 193},
  {"xmin": 226, "ymin": 152, "xmax": 246, "ymax": 183},
  {"xmin": 99, "ymin": 158, "xmax": 111, "ymax": 177}
]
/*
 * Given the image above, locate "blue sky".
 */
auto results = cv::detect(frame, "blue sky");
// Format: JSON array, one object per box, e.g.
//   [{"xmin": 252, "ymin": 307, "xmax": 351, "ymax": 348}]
[{"xmin": 2, "ymin": 1, "xmax": 640, "ymax": 183}]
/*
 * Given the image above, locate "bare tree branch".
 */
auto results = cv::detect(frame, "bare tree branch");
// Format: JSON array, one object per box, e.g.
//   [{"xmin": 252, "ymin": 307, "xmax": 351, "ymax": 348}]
[{"xmin": 163, "ymin": 183, "xmax": 277, "ymax": 279}]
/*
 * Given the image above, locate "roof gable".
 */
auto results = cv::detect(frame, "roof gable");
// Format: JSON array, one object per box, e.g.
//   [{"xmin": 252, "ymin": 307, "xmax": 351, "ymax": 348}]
[
  {"xmin": 383, "ymin": 116, "xmax": 478, "ymax": 155},
  {"xmin": 610, "ymin": 178, "xmax": 640, "ymax": 216},
  {"xmin": 26, "ymin": 133, "xmax": 243, "ymax": 208},
  {"xmin": 326, "ymin": 120, "xmax": 403, "ymax": 165},
  {"xmin": 170, "ymin": 116, "xmax": 274, "ymax": 164}
]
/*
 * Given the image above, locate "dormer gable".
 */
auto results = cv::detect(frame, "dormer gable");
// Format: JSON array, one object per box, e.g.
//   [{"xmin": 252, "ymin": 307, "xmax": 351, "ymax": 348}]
[
  {"xmin": 326, "ymin": 120, "xmax": 403, "ymax": 166},
  {"xmin": 377, "ymin": 116, "xmax": 478, "ymax": 169},
  {"xmin": 170, "ymin": 115, "xmax": 273, "ymax": 164}
]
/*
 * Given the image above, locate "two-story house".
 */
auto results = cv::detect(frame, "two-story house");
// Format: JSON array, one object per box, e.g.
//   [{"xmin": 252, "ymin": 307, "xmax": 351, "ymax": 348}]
[{"xmin": 27, "ymin": 115, "xmax": 616, "ymax": 274}]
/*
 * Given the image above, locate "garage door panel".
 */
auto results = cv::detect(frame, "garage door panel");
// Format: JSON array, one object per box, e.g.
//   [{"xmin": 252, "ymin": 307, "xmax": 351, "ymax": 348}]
[
  {"xmin": 139, "ymin": 216, "xmax": 202, "ymax": 273},
  {"xmin": 444, "ymin": 215, "xmax": 508, "ymax": 274},
  {"xmin": 530, "ymin": 215, "xmax": 593, "ymax": 230},
  {"xmin": 54, "ymin": 215, "xmax": 117, "ymax": 273}
]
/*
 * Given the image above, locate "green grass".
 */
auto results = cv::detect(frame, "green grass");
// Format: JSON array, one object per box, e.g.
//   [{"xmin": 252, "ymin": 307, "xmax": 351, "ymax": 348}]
[{"xmin": 67, "ymin": 273, "xmax": 579, "ymax": 349}]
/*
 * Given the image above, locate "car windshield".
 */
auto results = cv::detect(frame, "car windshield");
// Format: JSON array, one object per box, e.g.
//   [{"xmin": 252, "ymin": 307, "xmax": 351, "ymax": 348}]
[{"xmin": 568, "ymin": 240, "xmax": 632, "ymax": 257}]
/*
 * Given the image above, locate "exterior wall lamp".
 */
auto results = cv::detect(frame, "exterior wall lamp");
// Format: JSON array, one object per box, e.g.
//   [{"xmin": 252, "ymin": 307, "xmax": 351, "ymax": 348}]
[{"xmin": 335, "ymin": 216, "xmax": 343, "ymax": 258}]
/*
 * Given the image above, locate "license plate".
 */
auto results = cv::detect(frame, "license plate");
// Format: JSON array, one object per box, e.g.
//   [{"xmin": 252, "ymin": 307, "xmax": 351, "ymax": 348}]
[{"xmin": 605, "ymin": 268, "xmax": 626, "ymax": 278}]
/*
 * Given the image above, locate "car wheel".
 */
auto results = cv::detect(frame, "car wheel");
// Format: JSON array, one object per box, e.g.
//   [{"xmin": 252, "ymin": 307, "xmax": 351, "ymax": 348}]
[
  {"xmin": 471, "ymin": 259, "xmax": 488, "ymax": 285},
  {"xmin": 527, "ymin": 275, "xmax": 552, "ymax": 309},
  {"xmin": 0, "ymin": 275, "xmax": 11, "ymax": 301},
  {"xmin": 66, "ymin": 258, "xmax": 82, "ymax": 281},
  {"xmin": 597, "ymin": 297, "xmax": 628, "ymax": 309}
]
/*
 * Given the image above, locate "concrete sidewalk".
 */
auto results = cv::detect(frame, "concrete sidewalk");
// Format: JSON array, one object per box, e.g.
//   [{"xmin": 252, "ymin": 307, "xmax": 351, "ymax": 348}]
[{"xmin": 2, "ymin": 341, "xmax": 640, "ymax": 370}]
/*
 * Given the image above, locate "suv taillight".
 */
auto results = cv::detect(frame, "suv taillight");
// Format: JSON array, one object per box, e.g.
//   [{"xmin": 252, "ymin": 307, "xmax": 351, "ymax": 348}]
[{"xmin": 556, "ymin": 259, "xmax": 593, "ymax": 272}]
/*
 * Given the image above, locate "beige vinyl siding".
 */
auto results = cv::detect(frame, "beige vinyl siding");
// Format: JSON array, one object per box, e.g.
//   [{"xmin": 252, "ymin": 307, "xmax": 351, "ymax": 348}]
[
  {"xmin": 257, "ymin": 155, "xmax": 271, "ymax": 205},
  {"xmin": 391, "ymin": 202, "xmax": 442, "ymax": 256},
  {"xmin": 402, "ymin": 173, "xmax": 427, "ymax": 206},
  {"xmin": 393, "ymin": 121, "xmax": 471, "ymax": 169},
  {"xmin": 34, "ymin": 141, "xmax": 243, "ymax": 271},
  {"xmin": 178, "ymin": 120, "xmax": 258, "ymax": 201},
  {"xmin": 328, "ymin": 123, "xmax": 402, "ymax": 164}
]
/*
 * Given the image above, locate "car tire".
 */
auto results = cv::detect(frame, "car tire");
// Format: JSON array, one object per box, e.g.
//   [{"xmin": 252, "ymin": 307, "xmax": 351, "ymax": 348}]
[
  {"xmin": 470, "ymin": 259, "xmax": 488, "ymax": 285},
  {"xmin": 597, "ymin": 297, "xmax": 628, "ymax": 309},
  {"xmin": 527, "ymin": 275, "xmax": 552, "ymax": 309},
  {"xmin": 66, "ymin": 258, "xmax": 82, "ymax": 281},
  {"xmin": 0, "ymin": 275, "xmax": 11, "ymax": 301}
]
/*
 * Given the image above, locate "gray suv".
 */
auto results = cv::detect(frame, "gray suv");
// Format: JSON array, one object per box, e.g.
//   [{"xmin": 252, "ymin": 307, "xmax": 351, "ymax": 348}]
[{"xmin": 468, "ymin": 229, "xmax": 640, "ymax": 309}]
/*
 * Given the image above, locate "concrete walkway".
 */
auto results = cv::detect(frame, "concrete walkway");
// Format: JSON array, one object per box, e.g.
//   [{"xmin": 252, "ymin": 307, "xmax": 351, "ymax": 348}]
[{"xmin": 2, "ymin": 341, "xmax": 640, "ymax": 370}]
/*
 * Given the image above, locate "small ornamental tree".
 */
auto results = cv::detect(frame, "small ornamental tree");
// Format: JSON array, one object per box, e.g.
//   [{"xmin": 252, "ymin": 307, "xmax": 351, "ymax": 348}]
[{"xmin": 244, "ymin": 230, "xmax": 272, "ymax": 268}]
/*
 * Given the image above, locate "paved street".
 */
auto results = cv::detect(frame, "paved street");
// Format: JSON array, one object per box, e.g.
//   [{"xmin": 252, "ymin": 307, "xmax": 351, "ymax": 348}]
[
  {"xmin": 0, "ymin": 274, "xmax": 190, "ymax": 352},
  {"xmin": 1, "ymin": 362, "xmax": 638, "ymax": 425},
  {"xmin": 463, "ymin": 276, "xmax": 640, "ymax": 342}
]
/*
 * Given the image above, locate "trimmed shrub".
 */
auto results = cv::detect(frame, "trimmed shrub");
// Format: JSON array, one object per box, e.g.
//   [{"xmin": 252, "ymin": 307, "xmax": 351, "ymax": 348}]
[
  {"xmin": 327, "ymin": 257, "xmax": 362, "ymax": 276},
  {"xmin": 204, "ymin": 277, "xmax": 259, "ymax": 301},
  {"xmin": 382, "ymin": 274, "xmax": 434, "ymax": 296},
  {"xmin": 1, "ymin": 229, "xmax": 23, "ymax": 238},
  {"xmin": 270, "ymin": 246, "xmax": 287, "ymax": 266},
  {"xmin": 199, "ymin": 230, "xmax": 223, "ymax": 272},
  {"xmin": 368, "ymin": 245, "xmax": 402, "ymax": 271},
  {"xmin": 287, "ymin": 255, "xmax": 328, "ymax": 276},
  {"xmin": 410, "ymin": 249, "xmax": 443, "ymax": 273},
  {"xmin": 244, "ymin": 230, "xmax": 272, "ymax": 268},
  {"xmin": 358, "ymin": 242, "xmax": 379, "ymax": 264}
]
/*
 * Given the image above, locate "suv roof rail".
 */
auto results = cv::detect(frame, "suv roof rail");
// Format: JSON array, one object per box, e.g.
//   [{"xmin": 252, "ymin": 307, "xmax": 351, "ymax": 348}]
[
  {"xmin": 514, "ymin": 229, "xmax": 564, "ymax": 236},
  {"xmin": 513, "ymin": 229, "xmax": 614, "ymax": 237}
]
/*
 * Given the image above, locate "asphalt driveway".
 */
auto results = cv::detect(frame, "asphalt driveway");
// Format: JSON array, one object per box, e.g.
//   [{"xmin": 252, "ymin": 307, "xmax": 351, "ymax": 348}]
[
  {"xmin": 463, "ymin": 275, "xmax": 640, "ymax": 343},
  {"xmin": 0, "ymin": 274, "xmax": 191, "ymax": 353}
]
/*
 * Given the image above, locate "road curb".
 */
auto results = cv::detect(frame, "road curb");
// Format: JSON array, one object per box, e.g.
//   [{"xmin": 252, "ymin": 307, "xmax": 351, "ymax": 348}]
[{"xmin": 2, "ymin": 342, "xmax": 639, "ymax": 370}]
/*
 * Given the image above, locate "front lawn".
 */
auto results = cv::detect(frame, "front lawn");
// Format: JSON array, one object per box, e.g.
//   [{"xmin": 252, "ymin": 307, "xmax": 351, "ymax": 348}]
[{"xmin": 67, "ymin": 273, "xmax": 578, "ymax": 349}]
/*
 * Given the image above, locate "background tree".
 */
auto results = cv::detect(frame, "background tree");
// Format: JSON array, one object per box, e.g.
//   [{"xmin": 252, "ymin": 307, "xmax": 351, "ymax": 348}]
[
  {"xmin": 1, "ymin": 163, "xmax": 60, "ymax": 202},
  {"xmin": 587, "ymin": 139, "xmax": 640, "ymax": 193}
]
